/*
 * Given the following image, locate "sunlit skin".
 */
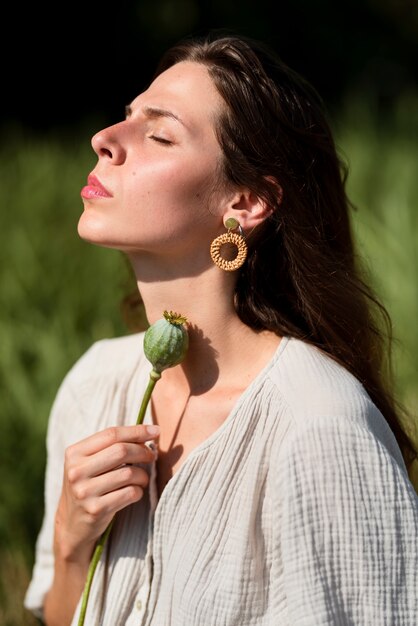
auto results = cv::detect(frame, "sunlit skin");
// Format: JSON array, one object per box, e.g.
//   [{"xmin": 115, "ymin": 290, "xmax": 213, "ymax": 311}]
[
  {"xmin": 78, "ymin": 61, "xmax": 228, "ymax": 262},
  {"xmin": 44, "ymin": 61, "xmax": 281, "ymax": 626}
]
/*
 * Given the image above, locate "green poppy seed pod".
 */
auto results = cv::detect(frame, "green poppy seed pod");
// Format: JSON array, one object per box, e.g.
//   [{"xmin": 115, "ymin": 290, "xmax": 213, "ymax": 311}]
[{"xmin": 143, "ymin": 310, "xmax": 189, "ymax": 375}]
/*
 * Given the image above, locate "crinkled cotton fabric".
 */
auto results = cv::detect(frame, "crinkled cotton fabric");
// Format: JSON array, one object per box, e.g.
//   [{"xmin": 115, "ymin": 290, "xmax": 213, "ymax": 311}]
[{"xmin": 24, "ymin": 334, "xmax": 418, "ymax": 625}]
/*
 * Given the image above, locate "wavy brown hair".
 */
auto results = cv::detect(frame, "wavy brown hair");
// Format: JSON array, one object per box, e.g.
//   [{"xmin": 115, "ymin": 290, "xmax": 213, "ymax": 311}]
[{"xmin": 127, "ymin": 31, "xmax": 417, "ymax": 483}]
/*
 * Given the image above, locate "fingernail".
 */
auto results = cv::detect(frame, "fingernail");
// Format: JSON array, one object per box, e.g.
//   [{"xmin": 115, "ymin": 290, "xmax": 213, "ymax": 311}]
[{"xmin": 146, "ymin": 425, "xmax": 160, "ymax": 435}]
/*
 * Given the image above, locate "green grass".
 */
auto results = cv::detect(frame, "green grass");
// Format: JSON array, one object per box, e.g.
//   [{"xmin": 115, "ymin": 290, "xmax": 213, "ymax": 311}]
[
  {"xmin": 0, "ymin": 125, "xmax": 139, "ymax": 624},
  {"xmin": 0, "ymin": 104, "xmax": 417, "ymax": 624},
  {"xmin": 335, "ymin": 97, "xmax": 418, "ymax": 430}
]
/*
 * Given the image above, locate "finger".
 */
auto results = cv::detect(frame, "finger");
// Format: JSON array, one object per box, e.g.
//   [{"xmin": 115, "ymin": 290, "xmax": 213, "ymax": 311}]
[
  {"xmin": 74, "ymin": 465, "xmax": 151, "ymax": 501},
  {"xmin": 68, "ymin": 424, "xmax": 160, "ymax": 457},
  {"xmin": 86, "ymin": 442, "xmax": 156, "ymax": 478},
  {"xmin": 86, "ymin": 483, "xmax": 148, "ymax": 520},
  {"xmin": 67, "ymin": 442, "xmax": 156, "ymax": 484}
]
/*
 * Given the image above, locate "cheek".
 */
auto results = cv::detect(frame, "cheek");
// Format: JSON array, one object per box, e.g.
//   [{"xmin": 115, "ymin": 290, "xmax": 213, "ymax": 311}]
[{"xmin": 125, "ymin": 159, "xmax": 218, "ymax": 220}]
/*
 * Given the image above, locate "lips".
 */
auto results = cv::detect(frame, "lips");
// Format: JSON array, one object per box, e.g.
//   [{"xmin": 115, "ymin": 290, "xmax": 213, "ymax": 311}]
[{"xmin": 81, "ymin": 174, "xmax": 113, "ymax": 199}]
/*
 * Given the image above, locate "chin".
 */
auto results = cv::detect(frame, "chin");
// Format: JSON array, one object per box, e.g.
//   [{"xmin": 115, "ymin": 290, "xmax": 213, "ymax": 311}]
[
  {"xmin": 77, "ymin": 212, "xmax": 111, "ymax": 245},
  {"xmin": 77, "ymin": 216, "xmax": 138, "ymax": 253}
]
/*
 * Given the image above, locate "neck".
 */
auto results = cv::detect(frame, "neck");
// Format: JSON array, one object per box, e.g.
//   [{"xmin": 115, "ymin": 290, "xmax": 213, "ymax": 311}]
[
  {"xmin": 127, "ymin": 252, "xmax": 279, "ymax": 394},
  {"xmin": 133, "ymin": 253, "xmax": 240, "ymax": 351}
]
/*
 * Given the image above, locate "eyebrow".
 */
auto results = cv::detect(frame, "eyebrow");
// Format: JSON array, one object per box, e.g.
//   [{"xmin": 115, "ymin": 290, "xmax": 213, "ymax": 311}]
[{"xmin": 125, "ymin": 104, "xmax": 186, "ymax": 127}]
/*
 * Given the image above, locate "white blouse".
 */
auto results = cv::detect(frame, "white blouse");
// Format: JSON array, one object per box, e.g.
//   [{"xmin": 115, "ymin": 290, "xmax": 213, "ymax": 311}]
[{"xmin": 24, "ymin": 333, "xmax": 418, "ymax": 625}]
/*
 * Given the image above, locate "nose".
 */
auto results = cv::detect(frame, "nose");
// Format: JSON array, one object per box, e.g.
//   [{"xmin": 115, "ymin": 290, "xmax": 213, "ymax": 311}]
[{"xmin": 91, "ymin": 122, "xmax": 126, "ymax": 164}]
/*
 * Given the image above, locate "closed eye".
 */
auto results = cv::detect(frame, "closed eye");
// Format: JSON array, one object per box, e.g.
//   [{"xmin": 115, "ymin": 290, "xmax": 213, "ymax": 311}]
[{"xmin": 150, "ymin": 135, "xmax": 173, "ymax": 145}]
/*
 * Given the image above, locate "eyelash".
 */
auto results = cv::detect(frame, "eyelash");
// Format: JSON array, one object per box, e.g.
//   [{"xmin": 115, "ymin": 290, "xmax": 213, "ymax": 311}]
[{"xmin": 150, "ymin": 135, "xmax": 173, "ymax": 146}]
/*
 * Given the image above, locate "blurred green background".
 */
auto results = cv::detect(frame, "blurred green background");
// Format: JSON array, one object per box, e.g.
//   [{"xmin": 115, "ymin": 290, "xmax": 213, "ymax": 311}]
[{"xmin": 1, "ymin": 1, "xmax": 417, "ymax": 623}]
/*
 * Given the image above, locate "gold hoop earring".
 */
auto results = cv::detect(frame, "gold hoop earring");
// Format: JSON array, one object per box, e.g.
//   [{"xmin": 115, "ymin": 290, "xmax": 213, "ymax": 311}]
[{"xmin": 210, "ymin": 217, "xmax": 248, "ymax": 271}]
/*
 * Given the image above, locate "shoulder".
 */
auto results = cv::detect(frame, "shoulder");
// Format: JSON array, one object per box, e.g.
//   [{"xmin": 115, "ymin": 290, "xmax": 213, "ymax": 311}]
[
  {"xmin": 268, "ymin": 336, "xmax": 405, "ymax": 467},
  {"xmin": 272, "ymin": 347, "xmax": 418, "ymax": 623},
  {"xmin": 48, "ymin": 331, "xmax": 148, "ymax": 425},
  {"xmin": 270, "ymin": 342, "xmax": 418, "ymax": 514},
  {"xmin": 62, "ymin": 331, "xmax": 148, "ymax": 390},
  {"xmin": 44, "ymin": 331, "xmax": 150, "ymax": 445},
  {"xmin": 269, "ymin": 336, "xmax": 371, "ymax": 421}
]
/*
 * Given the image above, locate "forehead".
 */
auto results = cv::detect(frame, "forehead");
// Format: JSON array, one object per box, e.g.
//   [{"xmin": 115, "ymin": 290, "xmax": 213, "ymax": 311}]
[{"xmin": 131, "ymin": 61, "xmax": 224, "ymax": 129}]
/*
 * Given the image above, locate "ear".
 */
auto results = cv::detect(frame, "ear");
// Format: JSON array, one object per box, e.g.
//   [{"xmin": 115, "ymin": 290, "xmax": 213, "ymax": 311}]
[{"xmin": 223, "ymin": 184, "xmax": 280, "ymax": 233}]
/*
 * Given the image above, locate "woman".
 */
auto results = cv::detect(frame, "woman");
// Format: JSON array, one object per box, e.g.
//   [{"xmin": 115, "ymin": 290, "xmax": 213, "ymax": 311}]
[{"xmin": 25, "ymin": 32, "xmax": 418, "ymax": 625}]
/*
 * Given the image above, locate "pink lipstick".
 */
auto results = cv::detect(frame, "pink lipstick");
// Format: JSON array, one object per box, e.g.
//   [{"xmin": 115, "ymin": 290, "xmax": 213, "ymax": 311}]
[{"xmin": 81, "ymin": 174, "xmax": 113, "ymax": 199}]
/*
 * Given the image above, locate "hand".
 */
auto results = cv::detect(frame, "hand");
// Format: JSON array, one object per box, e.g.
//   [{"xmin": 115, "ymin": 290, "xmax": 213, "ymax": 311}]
[{"xmin": 54, "ymin": 424, "xmax": 159, "ymax": 564}]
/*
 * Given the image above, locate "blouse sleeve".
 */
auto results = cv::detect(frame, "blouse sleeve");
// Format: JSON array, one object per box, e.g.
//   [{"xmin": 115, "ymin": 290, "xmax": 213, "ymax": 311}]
[
  {"xmin": 276, "ymin": 416, "xmax": 418, "ymax": 626},
  {"xmin": 23, "ymin": 343, "xmax": 101, "ymax": 620}
]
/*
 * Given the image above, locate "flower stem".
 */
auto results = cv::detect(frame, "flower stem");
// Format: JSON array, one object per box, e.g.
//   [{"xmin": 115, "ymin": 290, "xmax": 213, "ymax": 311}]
[
  {"xmin": 77, "ymin": 369, "xmax": 161, "ymax": 626},
  {"xmin": 136, "ymin": 370, "xmax": 161, "ymax": 425},
  {"xmin": 77, "ymin": 520, "xmax": 114, "ymax": 626}
]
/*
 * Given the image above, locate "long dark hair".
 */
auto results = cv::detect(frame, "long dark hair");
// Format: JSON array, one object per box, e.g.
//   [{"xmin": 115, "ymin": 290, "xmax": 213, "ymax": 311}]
[{"xmin": 145, "ymin": 31, "xmax": 417, "ymax": 481}]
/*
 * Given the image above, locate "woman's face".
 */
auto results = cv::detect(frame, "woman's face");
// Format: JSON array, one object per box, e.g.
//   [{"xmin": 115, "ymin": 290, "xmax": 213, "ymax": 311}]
[{"xmin": 78, "ymin": 61, "xmax": 229, "ymax": 260}]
